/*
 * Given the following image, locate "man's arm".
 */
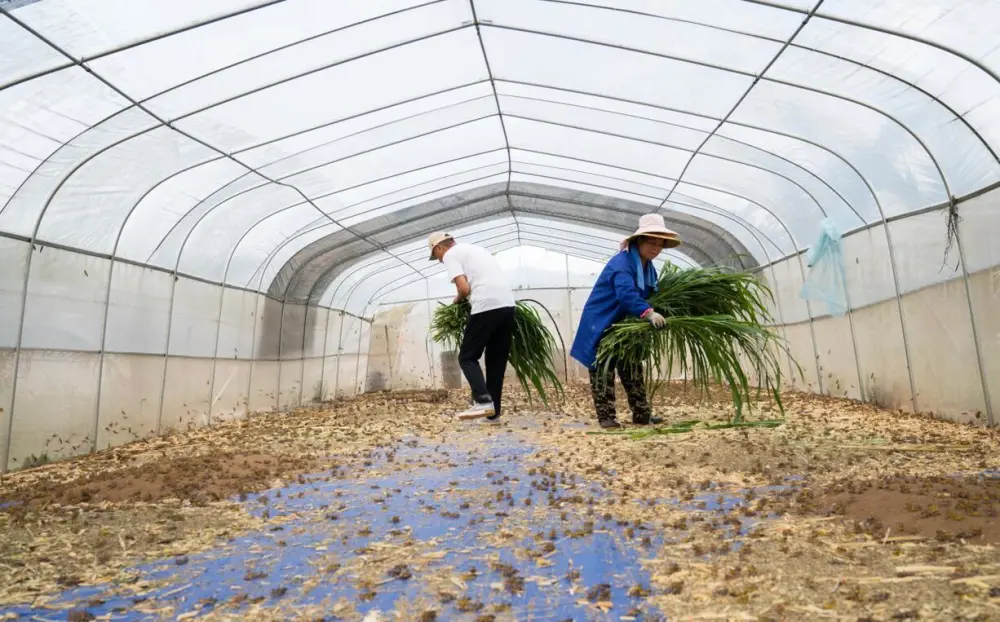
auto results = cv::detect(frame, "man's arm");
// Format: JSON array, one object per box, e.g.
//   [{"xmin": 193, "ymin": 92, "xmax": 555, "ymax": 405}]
[
  {"xmin": 453, "ymin": 275, "xmax": 471, "ymax": 303},
  {"xmin": 443, "ymin": 252, "xmax": 470, "ymax": 304}
]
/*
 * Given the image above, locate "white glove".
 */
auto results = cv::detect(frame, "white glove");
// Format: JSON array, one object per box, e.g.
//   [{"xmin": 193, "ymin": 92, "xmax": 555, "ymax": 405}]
[{"xmin": 644, "ymin": 310, "xmax": 666, "ymax": 328}]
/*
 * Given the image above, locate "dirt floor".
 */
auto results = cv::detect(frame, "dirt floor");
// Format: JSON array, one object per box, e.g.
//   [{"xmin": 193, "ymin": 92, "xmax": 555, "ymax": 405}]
[{"xmin": 1, "ymin": 384, "xmax": 999, "ymax": 621}]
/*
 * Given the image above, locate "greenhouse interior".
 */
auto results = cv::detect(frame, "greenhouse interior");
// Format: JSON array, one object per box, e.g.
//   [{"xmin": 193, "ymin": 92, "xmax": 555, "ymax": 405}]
[{"xmin": 2, "ymin": 0, "xmax": 1000, "ymax": 620}]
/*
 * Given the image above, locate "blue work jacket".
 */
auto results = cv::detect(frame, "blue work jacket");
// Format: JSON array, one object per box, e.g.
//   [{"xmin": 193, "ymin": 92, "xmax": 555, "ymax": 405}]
[{"xmin": 570, "ymin": 250, "xmax": 656, "ymax": 369}]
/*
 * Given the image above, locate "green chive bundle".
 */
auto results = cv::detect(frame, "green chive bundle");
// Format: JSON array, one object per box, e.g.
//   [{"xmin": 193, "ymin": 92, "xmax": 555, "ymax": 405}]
[
  {"xmin": 431, "ymin": 300, "xmax": 564, "ymax": 406},
  {"xmin": 595, "ymin": 263, "xmax": 798, "ymax": 421}
]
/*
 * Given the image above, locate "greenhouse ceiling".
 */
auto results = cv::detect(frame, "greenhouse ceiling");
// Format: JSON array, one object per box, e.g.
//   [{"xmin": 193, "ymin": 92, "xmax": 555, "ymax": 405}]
[{"xmin": 2, "ymin": 0, "xmax": 999, "ymax": 307}]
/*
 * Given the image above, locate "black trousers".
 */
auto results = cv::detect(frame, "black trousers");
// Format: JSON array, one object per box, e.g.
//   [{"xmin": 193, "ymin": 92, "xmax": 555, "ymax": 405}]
[
  {"xmin": 458, "ymin": 306, "xmax": 515, "ymax": 418},
  {"xmin": 588, "ymin": 355, "xmax": 652, "ymax": 424}
]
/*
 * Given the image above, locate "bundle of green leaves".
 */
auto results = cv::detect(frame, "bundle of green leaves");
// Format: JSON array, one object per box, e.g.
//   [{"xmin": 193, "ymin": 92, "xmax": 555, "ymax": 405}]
[
  {"xmin": 431, "ymin": 300, "xmax": 564, "ymax": 405},
  {"xmin": 594, "ymin": 263, "xmax": 797, "ymax": 421}
]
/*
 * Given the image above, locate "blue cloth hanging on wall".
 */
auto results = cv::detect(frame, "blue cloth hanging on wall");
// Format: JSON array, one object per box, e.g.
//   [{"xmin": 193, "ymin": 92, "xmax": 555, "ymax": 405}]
[{"xmin": 800, "ymin": 218, "xmax": 848, "ymax": 317}]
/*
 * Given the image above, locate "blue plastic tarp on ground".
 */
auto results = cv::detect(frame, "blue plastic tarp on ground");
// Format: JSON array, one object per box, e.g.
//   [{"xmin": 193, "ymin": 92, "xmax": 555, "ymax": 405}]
[{"xmin": 1, "ymin": 430, "xmax": 786, "ymax": 621}]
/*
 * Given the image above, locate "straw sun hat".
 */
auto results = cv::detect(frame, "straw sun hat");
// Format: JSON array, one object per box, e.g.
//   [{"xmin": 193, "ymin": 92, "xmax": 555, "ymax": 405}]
[{"xmin": 619, "ymin": 213, "xmax": 682, "ymax": 251}]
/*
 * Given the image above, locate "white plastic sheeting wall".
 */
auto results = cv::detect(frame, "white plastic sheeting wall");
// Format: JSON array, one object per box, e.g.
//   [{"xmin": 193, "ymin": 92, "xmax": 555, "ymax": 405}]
[{"xmin": 0, "ymin": 241, "xmax": 371, "ymax": 472}]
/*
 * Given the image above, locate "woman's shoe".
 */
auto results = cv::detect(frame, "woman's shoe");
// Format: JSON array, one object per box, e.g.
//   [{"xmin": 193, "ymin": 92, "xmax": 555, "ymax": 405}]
[{"xmin": 632, "ymin": 416, "xmax": 664, "ymax": 425}]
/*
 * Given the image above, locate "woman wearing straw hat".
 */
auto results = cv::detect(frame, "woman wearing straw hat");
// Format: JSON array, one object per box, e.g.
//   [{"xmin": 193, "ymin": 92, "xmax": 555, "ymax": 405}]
[{"xmin": 570, "ymin": 214, "xmax": 681, "ymax": 429}]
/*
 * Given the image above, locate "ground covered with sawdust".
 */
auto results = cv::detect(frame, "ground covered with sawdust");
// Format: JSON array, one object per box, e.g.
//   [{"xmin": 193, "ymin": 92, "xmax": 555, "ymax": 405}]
[{"xmin": 1, "ymin": 384, "xmax": 999, "ymax": 621}]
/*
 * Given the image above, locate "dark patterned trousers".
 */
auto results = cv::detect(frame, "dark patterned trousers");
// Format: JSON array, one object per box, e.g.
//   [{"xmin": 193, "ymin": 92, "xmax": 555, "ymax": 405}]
[{"xmin": 588, "ymin": 356, "xmax": 652, "ymax": 424}]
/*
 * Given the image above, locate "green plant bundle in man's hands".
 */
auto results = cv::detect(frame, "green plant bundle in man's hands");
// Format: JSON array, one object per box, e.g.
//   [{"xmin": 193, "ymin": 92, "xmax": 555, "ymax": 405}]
[
  {"xmin": 595, "ymin": 263, "xmax": 797, "ymax": 421},
  {"xmin": 430, "ymin": 299, "xmax": 563, "ymax": 406},
  {"xmin": 430, "ymin": 299, "xmax": 471, "ymax": 351}
]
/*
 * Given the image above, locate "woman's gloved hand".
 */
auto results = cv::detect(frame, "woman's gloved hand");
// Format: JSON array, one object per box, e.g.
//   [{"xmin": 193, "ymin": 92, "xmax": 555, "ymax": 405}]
[{"xmin": 642, "ymin": 309, "xmax": 666, "ymax": 328}]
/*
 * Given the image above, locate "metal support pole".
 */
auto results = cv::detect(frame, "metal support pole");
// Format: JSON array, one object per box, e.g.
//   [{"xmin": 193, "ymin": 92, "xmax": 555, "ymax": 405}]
[
  {"xmin": 333, "ymin": 311, "xmax": 346, "ymax": 398},
  {"xmin": 424, "ymin": 278, "xmax": 437, "ymax": 389},
  {"xmin": 316, "ymin": 306, "xmax": 333, "ymax": 403},
  {"xmin": 953, "ymin": 213, "xmax": 994, "ymax": 425},
  {"xmin": 275, "ymin": 299, "xmax": 286, "ymax": 412},
  {"xmin": 564, "ymin": 254, "xmax": 573, "ymax": 381},
  {"xmin": 244, "ymin": 293, "xmax": 264, "ymax": 416},
  {"xmin": 155, "ymin": 272, "xmax": 179, "ymax": 435}
]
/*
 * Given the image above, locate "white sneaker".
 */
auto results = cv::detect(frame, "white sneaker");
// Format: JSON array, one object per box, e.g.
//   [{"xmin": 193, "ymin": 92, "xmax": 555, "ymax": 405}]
[{"xmin": 456, "ymin": 401, "xmax": 495, "ymax": 420}]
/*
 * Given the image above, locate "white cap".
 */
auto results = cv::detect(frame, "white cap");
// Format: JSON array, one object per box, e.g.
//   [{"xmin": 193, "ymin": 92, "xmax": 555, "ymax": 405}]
[{"xmin": 427, "ymin": 231, "xmax": 454, "ymax": 260}]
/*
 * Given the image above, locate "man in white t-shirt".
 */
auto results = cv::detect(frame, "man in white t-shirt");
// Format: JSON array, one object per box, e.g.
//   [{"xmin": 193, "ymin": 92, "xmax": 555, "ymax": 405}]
[{"xmin": 428, "ymin": 232, "xmax": 516, "ymax": 422}]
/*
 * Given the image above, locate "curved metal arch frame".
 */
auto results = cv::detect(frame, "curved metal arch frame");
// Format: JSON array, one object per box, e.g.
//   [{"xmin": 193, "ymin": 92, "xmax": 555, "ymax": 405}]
[
  {"xmin": 258, "ymin": 166, "xmax": 778, "ymax": 304},
  {"xmin": 1, "ymin": 0, "xmax": 997, "ymax": 467},
  {"xmin": 308, "ymin": 201, "xmax": 726, "ymax": 312},
  {"xmin": 508, "ymin": 162, "xmax": 783, "ymax": 253},
  {"xmin": 498, "ymin": 92, "xmax": 863, "ymax": 221},
  {"xmin": 4, "ymin": 14, "xmax": 967, "ymax": 296},
  {"xmin": 301, "ymin": 189, "xmax": 749, "ymax": 306},
  {"xmin": 244, "ymin": 170, "xmax": 513, "ymax": 290},
  {"xmin": 259, "ymin": 130, "xmax": 818, "ymax": 305},
  {"xmin": 307, "ymin": 180, "xmax": 789, "ymax": 318},
  {"xmin": 149, "ymin": 96, "xmax": 842, "ymax": 287},
  {"xmin": 0, "ymin": 21, "xmax": 483, "ymax": 219},
  {"xmin": 1, "ymin": 18, "xmax": 953, "ymax": 309},
  {"xmin": 504, "ymin": 112, "xmax": 833, "ymax": 220},
  {"xmin": 657, "ymin": 0, "xmax": 827, "ymax": 211},
  {"xmin": 478, "ymin": 22, "xmax": 956, "ymax": 206},
  {"xmin": 498, "ymin": 78, "xmax": 887, "ymax": 217},
  {"xmin": 4, "ymin": 0, "xmax": 996, "ymax": 281},
  {"xmin": 2, "ymin": 9, "xmax": 986, "ymax": 257},
  {"xmin": 0, "ymin": 10, "xmax": 450, "ymax": 276},
  {"xmin": 146, "ymin": 112, "xmax": 504, "ymax": 268},
  {"xmin": 468, "ymin": 0, "xmax": 521, "ymax": 247},
  {"xmin": 2, "ymin": 0, "xmax": 995, "ymax": 181},
  {"xmin": 268, "ymin": 181, "xmax": 749, "ymax": 308},
  {"xmin": 198, "ymin": 77, "xmax": 889, "ymax": 292},
  {"xmin": 241, "ymin": 158, "xmax": 789, "ymax": 300},
  {"xmin": 231, "ymin": 130, "xmax": 823, "ymax": 297},
  {"xmin": 538, "ymin": 0, "xmax": 1000, "ymax": 163},
  {"xmin": 531, "ymin": 0, "xmax": 1000, "ymax": 184},
  {"xmin": 329, "ymin": 220, "xmax": 703, "ymax": 313},
  {"xmin": 318, "ymin": 205, "xmax": 740, "ymax": 320},
  {"xmin": 173, "ymin": 101, "xmax": 842, "ymax": 282},
  {"xmin": 144, "ymin": 89, "xmax": 504, "ymax": 262},
  {"xmin": 1, "ymin": 72, "xmax": 928, "ymax": 326}
]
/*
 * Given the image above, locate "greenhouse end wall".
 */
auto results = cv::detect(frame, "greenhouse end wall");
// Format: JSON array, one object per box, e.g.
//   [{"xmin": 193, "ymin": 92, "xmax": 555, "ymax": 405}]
[
  {"xmin": 366, "ymin": 189, "xmax": 999, "ymax": 428},
  {"xmin": 0, "ymin": 242, "xmax": 372, "ymax": 472}
]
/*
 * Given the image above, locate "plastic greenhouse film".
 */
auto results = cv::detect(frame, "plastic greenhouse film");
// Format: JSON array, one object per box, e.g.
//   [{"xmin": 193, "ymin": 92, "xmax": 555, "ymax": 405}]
[{"xmin": 800, "ymin": 218, "xmax": 848, "ymax": 317}]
